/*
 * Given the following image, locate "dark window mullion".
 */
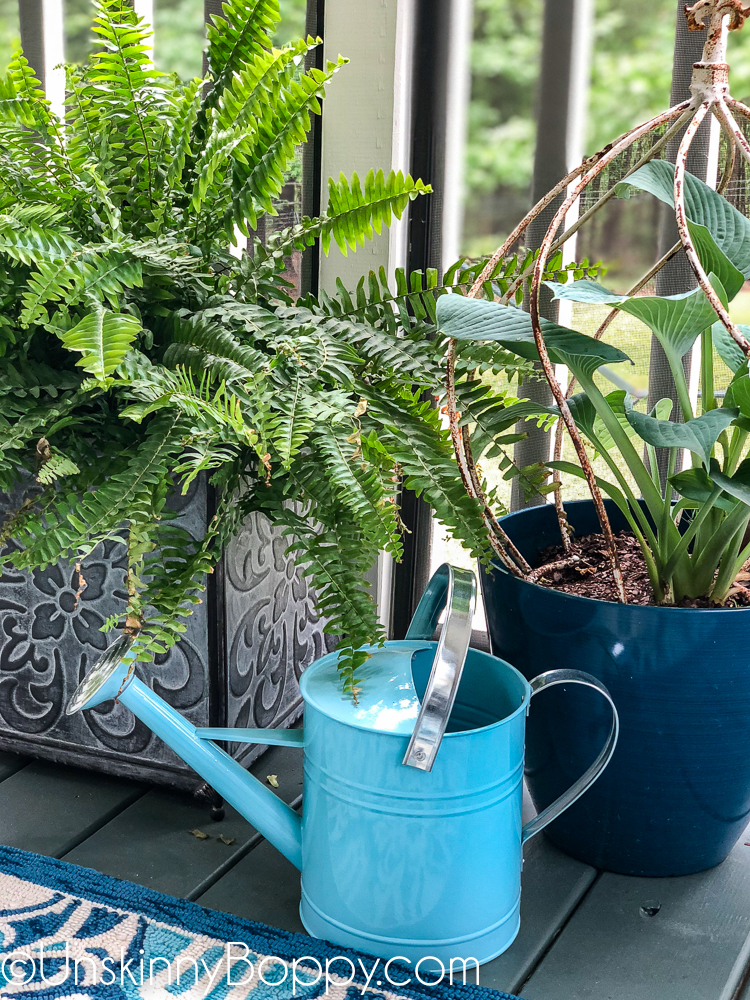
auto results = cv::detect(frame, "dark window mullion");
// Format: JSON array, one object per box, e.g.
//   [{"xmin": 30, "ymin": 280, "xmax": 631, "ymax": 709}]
[
  {"xmin": 18, "ymin": 0, "xmax": 45, "ymax": 88},
  {"xmin": 390, "ymin": 0, "xmax": 454, "ymax": 639}
]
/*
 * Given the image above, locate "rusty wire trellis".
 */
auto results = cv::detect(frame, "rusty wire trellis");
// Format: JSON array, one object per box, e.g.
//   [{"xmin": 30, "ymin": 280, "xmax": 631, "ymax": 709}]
[{"xmin": 446, "ymin": 0, "xmax": 750, "ymax": 603}]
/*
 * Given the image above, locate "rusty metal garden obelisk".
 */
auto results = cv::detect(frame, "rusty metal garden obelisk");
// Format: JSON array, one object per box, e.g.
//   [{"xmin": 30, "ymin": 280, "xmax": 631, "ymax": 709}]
[{"xmin": 446, "ymin": 0, "xmax": 750, "ymax": 604}]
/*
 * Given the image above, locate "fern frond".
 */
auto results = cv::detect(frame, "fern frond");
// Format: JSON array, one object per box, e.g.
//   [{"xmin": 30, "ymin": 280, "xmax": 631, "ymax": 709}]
[
  {"xmin": 162, "ymin": 311, "xmax": 269, "ymax": 382},
  {"xmin": 217, "ymin": 37, "xmax": 319, "ymax": 133},
  {"xmin": 228, "ymin": 57, "xmax": 348, "ymax": 231},
  {"xmin": 190, "ymin": 121, "xmax": 247, "ymax": 214},
  {"xmin": 265, "ymin": 170, "xmax": 431, "ymax": 258},
  {"xmin": 0, "ymin": 212, "xmax": 79, "ymax": 266},
  {"xmin": 36, "ymin": 451, "xmax": 80, "ymax": 485},
  {"xmin": 5, "ymin": 50, "xmax": 51, "ymax": 132},
  {"xmin": 122, "ymin": 365, "xmax": 257, "ymax": 448},
  {"xmin": 21, "ymin": 249, "xmax": 142, "ymax": 326},
  {"xmin": 204, "ymin": 0, "xmax": 281, "ymax": 107},
  {"xmin": 250, "ymin": 472, "xmax": 385, "ymax": 696},
  {"xmin": 13, "ymin": 414, "xmax": 182, "ymax": 569},
  {"xmin": 326, "ymin": 170, "xmax": 429, "ymax": 255},
  {"xmin": 166, "ymin": 77, "xmax": 203, "ymax": 191},
  {"xmin": 315, "ymin": 423, "xmax": 401, "ymax": 555},
  {"xmin": 273, "ymin": 375, "xmax": 313, "ymax": 467},
  {"xmin": 316, "ymin": 312, "xmax": 440, "ymax": 384},
  {"xmin": 86, "ymin": 1, "xmax": 171, "ymax": 219},
  {"xmin": 58, "ymin": 303, "xmax": 141, "ymax": 380},
  {"xmin": 368, "ymin": 386, "xmax": 490, "ymax": 560}
]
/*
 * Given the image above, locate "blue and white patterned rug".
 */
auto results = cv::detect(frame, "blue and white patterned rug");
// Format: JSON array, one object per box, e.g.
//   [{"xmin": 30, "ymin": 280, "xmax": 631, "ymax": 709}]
[{"xmin": 0, "ymin": 846, "xmax": 523, "ymax": 999}]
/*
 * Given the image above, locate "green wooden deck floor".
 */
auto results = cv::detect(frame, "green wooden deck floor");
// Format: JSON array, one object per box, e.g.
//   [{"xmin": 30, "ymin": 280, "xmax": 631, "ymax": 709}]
[{"xmin": 1, "ymin": 745, "xmax": 750, "ymax": 999}]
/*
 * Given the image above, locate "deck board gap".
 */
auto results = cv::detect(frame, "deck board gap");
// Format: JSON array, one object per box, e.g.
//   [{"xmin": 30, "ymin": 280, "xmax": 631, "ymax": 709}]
[
  {"xmin": 188, "ymin": 794, "xmax": 303, "ymax": 902},
  {"xmin": 55, "ymin": 788, "xmax": 149, "ymax": 859},
  {"xmin": 518, "ymin": 869, "xmax": 603, "ymax": 995},
  {"xmin": 0, "ymin": 752, "xmax": 31, "ymax": 783}
]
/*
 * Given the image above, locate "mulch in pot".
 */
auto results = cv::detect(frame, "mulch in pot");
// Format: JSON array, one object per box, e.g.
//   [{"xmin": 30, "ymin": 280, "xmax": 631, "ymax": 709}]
[{"xmin": 534, "ymin": 531, "xmax": 750, "ymax": 608}]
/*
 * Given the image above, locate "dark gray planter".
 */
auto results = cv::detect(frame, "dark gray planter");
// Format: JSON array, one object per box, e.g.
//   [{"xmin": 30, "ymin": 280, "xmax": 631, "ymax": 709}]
[{"xmin": 0, "ymin": 478, "xmax": 331, "ymax": 789}]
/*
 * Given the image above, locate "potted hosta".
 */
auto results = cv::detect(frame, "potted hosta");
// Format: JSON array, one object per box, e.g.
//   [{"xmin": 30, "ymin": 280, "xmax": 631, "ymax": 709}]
[
  {"xmin": 0, "ymin": 0, "xmax": 510, "ymax": 786},
  {"xmin": 438, "ymin": 151, "xmax": 750, "ymax": 876}
]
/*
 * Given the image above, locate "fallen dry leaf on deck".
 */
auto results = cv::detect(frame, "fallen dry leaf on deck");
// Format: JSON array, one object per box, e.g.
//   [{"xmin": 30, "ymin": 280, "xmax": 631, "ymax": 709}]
[
  {"xmin": 266, "ymin": 774, "xmax": 279, "ymax": 788},
  {"xmin": 218, "ymin": 835, "xmax": 236, "ymax": 846},
  {"xmin": 189, "ymin": 829, "xmax": 210, "ymax": 840}
]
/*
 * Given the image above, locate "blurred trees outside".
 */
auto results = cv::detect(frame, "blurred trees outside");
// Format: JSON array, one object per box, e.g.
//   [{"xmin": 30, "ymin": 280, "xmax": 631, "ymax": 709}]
[
  {"xmin": 61, "ymin": 0, "xmax": 307, "ymax": 78},
  {"xmin": 465, "ymin": 0, "xmax": 750, "ymax": 285},
  {"xmin": 2, "ymin": 0, "xmax": 750, "ymax": 285}
]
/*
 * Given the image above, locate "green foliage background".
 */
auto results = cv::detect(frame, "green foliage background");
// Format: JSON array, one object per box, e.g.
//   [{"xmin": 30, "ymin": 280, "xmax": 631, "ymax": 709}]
[
  {"xmin": 0, "ymin": 2, "xmax": 307, "ymax": 83},
  {"xmin": 0, "ymin": 0, "xmax": 743, "ymax": 271},
  {"xmin": 466, "ymin": 0, "xmax": 750, "ymax": 262}
]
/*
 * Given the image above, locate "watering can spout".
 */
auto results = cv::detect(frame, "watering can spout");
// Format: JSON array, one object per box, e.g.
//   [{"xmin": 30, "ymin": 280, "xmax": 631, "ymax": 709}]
[{"xmin": 66, "ymin": 636, "xmax": 303, "ymax": 870}]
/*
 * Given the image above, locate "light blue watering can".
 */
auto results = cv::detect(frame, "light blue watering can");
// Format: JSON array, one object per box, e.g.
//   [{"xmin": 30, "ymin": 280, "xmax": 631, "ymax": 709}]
[{"xmin": 67, "ymin": 564, "xmax": 618, "ymax": 969}]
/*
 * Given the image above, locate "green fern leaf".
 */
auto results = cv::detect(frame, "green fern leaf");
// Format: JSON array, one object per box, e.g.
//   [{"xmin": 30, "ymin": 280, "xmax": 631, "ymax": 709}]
[
  {"xmin": 14, "ymin": 414, "xmax": 182, "ymax": 569},
  {"xmin": 0, "ymin": 212, "xmax": 79, "ymax": 266},
  {"xmin": 204, "ymin": 0, "xmax": 281, "ymax": 106},
  {"xmin": 228, "ymin": 57, "xmax": 348, "ymax": 230},
  {"xmin": 58, "ymin": 304, "xmax": 141, "ymax": 380},
  {"xmin": 368, "ymin": 387, "xmax": 490, "ymax": 560},
  {"xmin": 315, "ymin": 423, "xmax": 401, "ymax": 555},
  {"xmin": 266, "ymin": 171, "xmax": 431, "ymax": 259},
  {"xmin": 273, "ymin": 375, "xmax": 314, "ymax": 467},
  {"xmin": 166, "ymin": 77, "xmax": 203, "ymax": 191},
  {"xmin": 218, "ymin": 37, "xmax": 320, "ymax": 133},
  {"xmin": 36, "ymin": 452, "xmax": 80, "ymax": 485}
]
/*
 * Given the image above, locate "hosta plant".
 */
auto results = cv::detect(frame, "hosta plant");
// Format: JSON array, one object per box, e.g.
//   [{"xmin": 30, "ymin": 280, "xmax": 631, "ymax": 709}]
[
  {"xmin": 439, "ymin": 160, "xmax": 750, "ymax": 607},
  {"xmin": 0, "ymin": 0, "xmax": 555, "ymax": 696}
]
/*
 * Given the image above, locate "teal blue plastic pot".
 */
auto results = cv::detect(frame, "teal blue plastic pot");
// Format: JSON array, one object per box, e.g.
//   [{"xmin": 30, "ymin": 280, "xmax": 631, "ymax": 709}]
[{"xmin": 482, "ymin": 499, "xmax": 750, "ymax": 877}]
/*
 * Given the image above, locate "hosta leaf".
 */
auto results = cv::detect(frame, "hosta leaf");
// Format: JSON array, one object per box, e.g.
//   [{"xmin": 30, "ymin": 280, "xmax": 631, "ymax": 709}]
[
  {"xmin": 58, "ymin": 306, "xmax": 141, "ymax": 381},
  {"xmin": 567, "ymin": 389, "xmax": 638, "ymax": 453},
  {"xmin": 688, "ymin": 222, "xmax": 745, "ymax": 301},
  {"xmin": 566, "ymin": 392, "xmax": 598, "ymax": 440},
  {"xmin": 436, "ymin": 295, "xmax": 630, "ymax": 377},
  {"xmin": 708, "ymin": 458, "xmax": 750, "ymax": 508},
  {"xmin": 625, "ymin": 402, "xmax": 738, "ymax": 467},
  {"xmin": 616, "ymin": 160, "xmax": 750, "ymax": 278},
  {"xmin": 669, "ymin": 467, "xmax": 736, "ymax": 513},
  {"xmin": 724, "ymin": 374, "xmax": 750, "ymax": 416},
  {"xmin": 713, "ymin": 321, "xmax": 749, "ymax": 373},
  {"xmin": 651, "ymin": 397, "xmax": 674, "ymax": 420},
  {"xmin": 618, "ymin": 287, "xmax": 717, "ymax": 363},
  {"xmin": 548, "ymin": 278, "xmax": 716, "ymax": 363},
  {"xmin": 545, "ymin": 279, "xmax": 626, "ymax": 305}
]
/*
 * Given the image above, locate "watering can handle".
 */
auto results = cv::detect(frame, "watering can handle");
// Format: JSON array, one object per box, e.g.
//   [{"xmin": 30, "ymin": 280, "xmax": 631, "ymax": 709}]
[
  {"xmin": 521, "ymin": 669, "xmax": 619, "ymax": 844},
  {"xmin": 402, "ymin": 563, "xmax": 477, "ymax": 772}
]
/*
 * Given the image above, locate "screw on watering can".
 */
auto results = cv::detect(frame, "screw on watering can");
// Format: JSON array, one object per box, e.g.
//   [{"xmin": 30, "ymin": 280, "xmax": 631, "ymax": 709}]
[{"xmin": 402, "ymin": 564, "xmax": 477, "ymax": 772}]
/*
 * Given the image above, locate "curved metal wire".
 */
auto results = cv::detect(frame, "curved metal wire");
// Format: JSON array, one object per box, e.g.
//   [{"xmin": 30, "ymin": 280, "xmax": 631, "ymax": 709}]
[
  {"xmin": 447, "ymin": 1, "xmax": 750, "ymax": 598},
  {"xmin": 674, "ymin": 101, "xmax": 750, "ymax": 357},
  {"xmin": 528, "ymin": 104, "xmax": 692, "ymax": 601},
  {"xmin": 450, "ymin": 106, "xmax": 694, "ymax": 576},
  {"xmin": 497, "ymin": 104, "xmax": 694, "ymax": 308}
]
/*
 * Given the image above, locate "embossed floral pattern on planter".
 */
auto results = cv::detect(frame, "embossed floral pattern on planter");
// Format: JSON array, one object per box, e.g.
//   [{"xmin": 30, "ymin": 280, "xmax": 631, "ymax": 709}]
[
  {"xmin": 224, "ymin": 512, "xmax": 333, "ymax": 768},
  {"xmin": 31, "ymin": 553, "xmax": 123, "ymax": 652},
  {"xmin": 0, "ymin": 479, "xmax": 328, "ymax": 787}
]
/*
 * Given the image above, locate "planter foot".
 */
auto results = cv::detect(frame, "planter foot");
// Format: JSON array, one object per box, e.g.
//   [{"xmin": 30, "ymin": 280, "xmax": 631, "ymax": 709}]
[{"xmin": 194, "ymin": 782, "xmax": 225, "ymax": 822}]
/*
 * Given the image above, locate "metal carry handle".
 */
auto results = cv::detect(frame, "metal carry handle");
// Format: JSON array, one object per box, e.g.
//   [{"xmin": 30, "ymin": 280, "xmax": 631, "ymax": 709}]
[
  {"xmin": 402, "ymin": 563, "xmax": 477, "ymax": 772},
  {"xmin": 521, "ymin": 669, "xmax": 619, "ymax": 843}
]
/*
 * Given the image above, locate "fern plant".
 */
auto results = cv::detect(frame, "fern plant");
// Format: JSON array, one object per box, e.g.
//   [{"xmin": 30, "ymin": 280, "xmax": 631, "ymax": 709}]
[{"xmin": 0, "ymin": 0, "xmax": 562, "ymax": 695}]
